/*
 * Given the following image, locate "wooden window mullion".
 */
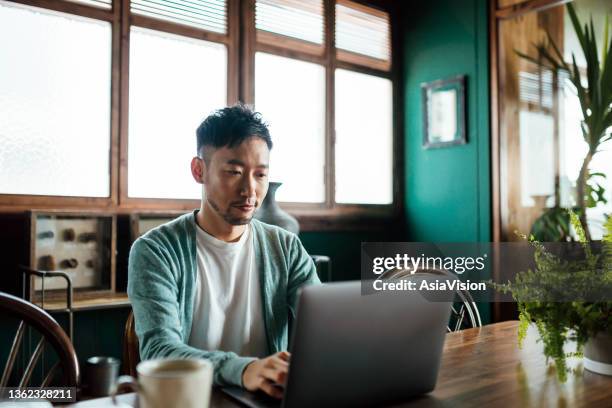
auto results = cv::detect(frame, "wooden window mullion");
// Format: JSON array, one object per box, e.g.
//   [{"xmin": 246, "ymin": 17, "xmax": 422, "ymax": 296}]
[
  {"xmin": 109, "ymin": 0, "xmax": 122, "ymax": 206},
  {"xmin": 118, "ymin": 0, "xmax": 130, "ymax": 207},
  {"xmin": 324, "ymin": 0, "xmax": 335, "ymax": 208},
  {"xmin": 227, "ymin": 0, "xmax": 240, "ymax": 104},
  {"xmin": 240, "ymin": 0, "xmax": 256, "ymax": 104}
]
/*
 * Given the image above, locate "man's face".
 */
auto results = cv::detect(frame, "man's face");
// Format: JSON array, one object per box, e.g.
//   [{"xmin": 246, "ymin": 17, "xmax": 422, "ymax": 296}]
[{"xmin": 196, "ymin": 137, "xmax": 270, "ymax": 226}]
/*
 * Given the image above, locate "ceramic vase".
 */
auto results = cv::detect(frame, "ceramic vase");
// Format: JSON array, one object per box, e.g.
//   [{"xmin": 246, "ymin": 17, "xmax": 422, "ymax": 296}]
[{"xmin": 255, "ymin": 182, "xmax": 299, "ymax": 234}]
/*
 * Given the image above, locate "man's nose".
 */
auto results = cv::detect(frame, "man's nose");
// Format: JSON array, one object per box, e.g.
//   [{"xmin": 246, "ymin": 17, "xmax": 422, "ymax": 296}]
[{"xmin": 240, "ymin": 175, "xmax": 257, "ymax": 201}]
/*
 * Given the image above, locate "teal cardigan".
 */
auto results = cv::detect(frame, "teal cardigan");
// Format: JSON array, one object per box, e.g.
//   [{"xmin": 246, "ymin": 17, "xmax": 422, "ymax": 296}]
[{"xmin": 127, "ymin": 211, "xmax": 320, "ymax": 387}]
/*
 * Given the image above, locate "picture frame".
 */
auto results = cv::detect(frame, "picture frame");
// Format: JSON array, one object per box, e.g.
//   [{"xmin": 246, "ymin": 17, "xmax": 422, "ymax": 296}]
[{"xmin": 421, "ymin": 75, "xmax": 467, "ymax": 149}]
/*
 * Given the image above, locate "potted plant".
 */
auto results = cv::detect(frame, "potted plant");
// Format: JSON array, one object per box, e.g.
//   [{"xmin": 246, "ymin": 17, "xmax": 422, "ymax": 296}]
[
  {"xmin": 519, "ymin": 3, "xmax": 612, "ymax": 241},
  {"xmin": 495, "ymin": 212, "xmax": 612, "ymax": 382}
]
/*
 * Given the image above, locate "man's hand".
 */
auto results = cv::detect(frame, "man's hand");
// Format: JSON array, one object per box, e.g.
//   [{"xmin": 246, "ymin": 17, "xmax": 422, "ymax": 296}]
[{"xmin": 242, "ymin": 351, "xmax": 290, "ymax": 399}]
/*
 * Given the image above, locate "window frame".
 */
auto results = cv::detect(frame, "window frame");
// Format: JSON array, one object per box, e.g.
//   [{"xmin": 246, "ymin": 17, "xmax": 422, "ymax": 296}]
[
  {"xmin": 0, "ymin": 0, "xmax": 403, "ymax": 230},
  {"xmin": 243, "ymin": 0, "xmax": 402, "ymax": 224},
  {"xmin": 118, "ymin": 0, "xmax": 239, "ymax": 210},
  {"xmin": 0, "ymin": 0, "xmax": 119, "ymax": 210}
]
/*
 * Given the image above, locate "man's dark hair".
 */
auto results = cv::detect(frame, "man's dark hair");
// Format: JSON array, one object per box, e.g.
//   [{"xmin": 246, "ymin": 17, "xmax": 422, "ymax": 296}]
[{"xmin": 196, "ymin": 104, "xmax": 272, "ymax": 161}]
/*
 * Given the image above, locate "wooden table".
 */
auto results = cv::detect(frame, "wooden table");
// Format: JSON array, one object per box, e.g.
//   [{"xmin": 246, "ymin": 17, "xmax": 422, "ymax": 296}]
[
  {"xmin": 411, "ymin": 320, "xmax": 612, "ymax": 407},
  {"xmin": 67, "ymin": 321, "xmax": 612, "ymax": 407}
]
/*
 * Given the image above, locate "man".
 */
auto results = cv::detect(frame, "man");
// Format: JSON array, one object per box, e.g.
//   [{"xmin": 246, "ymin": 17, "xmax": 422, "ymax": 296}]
[{"xmin": 128, "ymin": 104, "xmax": 320, "ymax": 399}]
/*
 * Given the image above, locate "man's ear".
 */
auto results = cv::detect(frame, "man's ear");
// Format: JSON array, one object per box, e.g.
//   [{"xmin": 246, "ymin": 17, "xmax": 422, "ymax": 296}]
[{"xmin": 190, "ymin": 157, "xmax": 206, "ymax": 184}]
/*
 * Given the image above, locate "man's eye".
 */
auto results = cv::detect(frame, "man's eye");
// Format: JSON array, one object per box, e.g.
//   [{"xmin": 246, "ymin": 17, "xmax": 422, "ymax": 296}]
[
  {"xmin": 257, "ymin": 173, "xmax": 268, "ymax": 178},
  {"xmin": 226, "ymin": 170, "xmax": 241, "ymax": 175}
]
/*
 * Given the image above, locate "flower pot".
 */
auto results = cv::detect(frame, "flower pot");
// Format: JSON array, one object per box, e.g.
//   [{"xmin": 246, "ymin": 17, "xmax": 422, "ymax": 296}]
[
  {"xmin": 254, "ymin": 182, "xmax": 299, "ymax": 234},
  {"xmin": 584, "ymin": 332, "xmax": 612, "ymax": 376}
]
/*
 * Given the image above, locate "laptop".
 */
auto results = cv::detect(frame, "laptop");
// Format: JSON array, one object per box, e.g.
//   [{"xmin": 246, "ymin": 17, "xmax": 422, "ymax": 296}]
[{"xmin": 222, "ymin": 278, "xmax": 452, "ymax": 408}]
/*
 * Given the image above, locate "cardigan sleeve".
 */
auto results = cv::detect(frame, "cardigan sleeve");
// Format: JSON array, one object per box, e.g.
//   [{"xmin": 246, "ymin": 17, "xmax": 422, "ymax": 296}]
[
  {"xmin": 286, "ymin": 235, "xmax": 321, "ymax": 319},
  {"xmin": 127, "ymin": 237, "xmax": 255, "ymax": 387}
]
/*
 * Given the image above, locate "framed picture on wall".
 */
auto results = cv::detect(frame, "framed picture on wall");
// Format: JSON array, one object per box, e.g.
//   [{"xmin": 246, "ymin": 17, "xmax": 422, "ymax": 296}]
[{"xmin": 421, "ymin": 75, "xmax": 467, "ymax": 149}]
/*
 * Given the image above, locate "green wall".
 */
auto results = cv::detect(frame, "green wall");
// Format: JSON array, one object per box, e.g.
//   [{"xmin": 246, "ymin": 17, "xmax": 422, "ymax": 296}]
[
  {"xmin": 402, "ymin": 0, "xmax": 491, "ymax": 243},
  {"xmin": 401, "ymin": 0, "xmax": 491, "ymax": 323},
  {"xmin": 300, "ymin": 229, "xmax": 402, "ymax": 282}
]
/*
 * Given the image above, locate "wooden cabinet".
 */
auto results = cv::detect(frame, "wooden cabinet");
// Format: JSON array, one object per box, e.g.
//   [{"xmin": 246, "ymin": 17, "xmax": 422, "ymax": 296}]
[
  {"xmin": 0, "ymin": 211, "xmax": 118, "ymax": 305},
  {"xmin": 27, "ymin": 211, "xmax": 117, "ymax": 304}
]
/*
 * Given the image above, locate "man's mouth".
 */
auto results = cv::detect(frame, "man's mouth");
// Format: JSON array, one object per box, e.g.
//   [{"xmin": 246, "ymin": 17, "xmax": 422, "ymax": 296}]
[{"xmin": 233, "ymin": 204, "xmax": 255, "ymax": 213}]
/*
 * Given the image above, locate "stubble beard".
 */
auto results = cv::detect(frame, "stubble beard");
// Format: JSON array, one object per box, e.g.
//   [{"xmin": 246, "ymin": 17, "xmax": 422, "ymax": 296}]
[{"xmin": 207, "ymin": 197, "xmax": 253, "ymax": 226}]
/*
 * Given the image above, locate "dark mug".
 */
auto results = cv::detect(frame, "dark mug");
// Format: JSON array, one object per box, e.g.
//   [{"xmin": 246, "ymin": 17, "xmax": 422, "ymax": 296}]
[{"xmin": 85, "ymin": 356, "xmax": 120, "ymax": 397}]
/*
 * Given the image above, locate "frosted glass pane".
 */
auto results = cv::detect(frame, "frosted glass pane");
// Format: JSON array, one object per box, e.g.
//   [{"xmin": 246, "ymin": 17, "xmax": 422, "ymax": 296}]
[
  {"xmin": 0, "ymin": 1, "xmax": 112, "ymax": 197},
  {"xmin": 128, "ymin": 27, "xmax": 227, "ymax": 199},
  {"xmin": 254, "ymin": 52, "xmax": 325, "ymax": 203},
  {"xmin": 335, "ymin": 69, "xmax": 392, "ymax": 204}
]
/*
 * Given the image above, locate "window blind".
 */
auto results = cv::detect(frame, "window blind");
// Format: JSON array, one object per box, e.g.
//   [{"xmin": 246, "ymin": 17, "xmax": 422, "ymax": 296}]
[
  {"xmin": 519, "ymin": 70, "xmax": 556, "ymax": 109},
  {"xmin": 256, "ymin": 0, "xmax": 324, "ymax": 45},
  {"xmin": 131, "ymin": 0, "xmax": 227, "ymax": 34},
  {"xmin": 335, "ymin": 1, "xmax": 390, "ymax": 62}
]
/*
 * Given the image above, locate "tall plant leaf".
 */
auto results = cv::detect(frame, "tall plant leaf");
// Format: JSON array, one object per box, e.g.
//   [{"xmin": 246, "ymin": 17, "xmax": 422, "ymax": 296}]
[
  {"xmin": 568, "ymin": 4, "xmax": 587, "ymax": 52},
  {"xmin": 547, "ymin": 31, "xmax": 569, "ymax": 71},
  {"xmin": 601, "ymin": 19, "xmax": 612, "ymax": 107},
  {"xmin": 587, "ymin": 19, "xmax": 600, "ymax": 119},
  {"xmin": 602, "ymin": 14, "xmax": 609, "ymax": 73},
  {"xmin": 571, "ymin": 54, "xmax": 589, "ymax": 129},
  {"xmin": 515, "ymin": 49, "xmax": 557, "ymax": 70}
]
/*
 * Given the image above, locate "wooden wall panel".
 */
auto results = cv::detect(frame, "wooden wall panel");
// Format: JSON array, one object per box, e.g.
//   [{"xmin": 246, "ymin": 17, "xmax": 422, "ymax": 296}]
[{"xmin": 498, "ymin": 5, "xmax": 564, "ymax": 240}]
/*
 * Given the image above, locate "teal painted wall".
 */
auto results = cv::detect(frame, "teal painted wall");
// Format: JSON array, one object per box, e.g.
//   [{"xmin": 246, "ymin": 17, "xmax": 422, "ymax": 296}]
[
  {"xmin": 300, "ymin": 229, "xmax": 401, "ymax": 282},
  {"xmin": 402, "ymin": 0, "xmax": 491, "ymax": 243},
  {"xmin": 401, "ymin": 0, "xmax": 491, "ymax": 323}
]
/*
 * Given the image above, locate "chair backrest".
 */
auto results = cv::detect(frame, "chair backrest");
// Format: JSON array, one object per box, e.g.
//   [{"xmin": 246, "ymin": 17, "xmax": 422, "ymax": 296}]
[
  {"xmin": 19, "ymin": 266, "xmax": 74, "ymax": 341},
  {"xmin": 122, "ymin": 310, "xmax": 140, "ymax": 377},
  {"xmin": 379, "ymin": 268, "xmax": 482, "ymax": 331},
  {"xmin": 0, "ymin": 291, "xmax": 79, "ymax": 387},
  {"xmin": 310, "ymin": 255, "xmax": 332, "ymax": 282}
]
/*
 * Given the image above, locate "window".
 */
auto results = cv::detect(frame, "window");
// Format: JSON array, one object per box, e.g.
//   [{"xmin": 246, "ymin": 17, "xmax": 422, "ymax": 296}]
[
  {"xmin": 0, "ymin": 0, "xmax": 396, "ymax": 223},
  {"xmin": 255, "ymin": 53, "xmax": 326, "ymax": 203},
  {"xmin": 125, "ymin": 0, "xmax": 231, "ymax": 204},
  {"xmin": 0, "ymin": 0, "xmax": 232, "ymax": 207},
  {"xmin": 127, "ymin": 27, "xmax": 227, "ymax": 199},
  {"xmin": 253, "ymin": 0, "xmax": 394, "ymax": 208},
  {"xmin": 495, "ymin": 0, "xmax": 612, "ymax": 240},
  {"xmin": 0, "ymin": 0, "xmax": 111, "ymax": 198},
  {"xmin": 335, "ymin": 69, "xmax": 392, "ymax": 204}
]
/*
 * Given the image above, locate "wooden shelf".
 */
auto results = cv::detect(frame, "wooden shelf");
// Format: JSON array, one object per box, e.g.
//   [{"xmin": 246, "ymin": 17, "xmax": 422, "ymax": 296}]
[{"xmin": 39, "ymin": 293, "xmax": 130, "ymax": 312}]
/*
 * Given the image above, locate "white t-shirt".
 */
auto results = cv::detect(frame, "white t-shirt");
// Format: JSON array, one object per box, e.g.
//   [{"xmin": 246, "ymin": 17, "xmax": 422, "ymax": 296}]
[{"xmin": 188, "ymin": 223, "xmax": 268, "ymax": 358}]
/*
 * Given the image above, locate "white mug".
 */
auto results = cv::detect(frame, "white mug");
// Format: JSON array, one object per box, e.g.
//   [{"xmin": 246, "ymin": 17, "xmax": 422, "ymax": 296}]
[{"xmin": 112, "ymin": 358, "xmax": 213, "ymax": 408}]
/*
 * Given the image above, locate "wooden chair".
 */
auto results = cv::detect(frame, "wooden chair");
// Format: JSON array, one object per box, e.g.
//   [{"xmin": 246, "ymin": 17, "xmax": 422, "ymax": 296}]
[
  {"xmin": 0, "ymin": 291, "xmax": 79, "ymax": 387},
  {"xmin": 19, "ymin": 266, "xmax": 74, "ymax": 341},
  {"xmin": 311, "ymin": 255, "xmax": 332, "ymax": 282},
  {"xmin": 122, "ymin": 310, "xmax": 140, "ymax": 377},
  {"xmin": 379, "ymin": 268, "xmax": 482, "ymax": 332}
]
